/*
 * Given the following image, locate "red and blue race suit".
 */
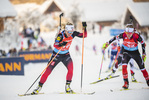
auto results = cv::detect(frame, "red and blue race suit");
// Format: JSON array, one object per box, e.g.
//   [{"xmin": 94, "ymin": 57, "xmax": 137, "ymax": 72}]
[
  {"xmin": 108, "ymin": 31, "xmax": 149, "ymax": 82},
  {"xmin": 39, "ymin": 30, "xmax": 87, "ymax": 84}
]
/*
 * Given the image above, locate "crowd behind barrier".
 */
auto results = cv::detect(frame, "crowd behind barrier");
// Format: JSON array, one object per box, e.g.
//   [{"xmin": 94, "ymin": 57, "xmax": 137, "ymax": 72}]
[{"xmin": 0, "ymin": 49, "xmax": 53, "ymax": 75}]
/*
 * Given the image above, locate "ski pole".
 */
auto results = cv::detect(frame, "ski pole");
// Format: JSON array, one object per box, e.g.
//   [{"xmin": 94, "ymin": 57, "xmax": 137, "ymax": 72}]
[
  {"xmin": 81, "ymin": 24, "xmax": 85, "ymax": 91},
  {"xmin": 59, "ymin": 13, "xmax": 64, "ymax": 28},
  {"xmin": 25, "ymin": 13, "xmax": 64, "ymax": 95},
  {"xmin": 98, "ymin": 54, "xmax": 104, "ymax": 80},
  {"xmin": 24, "ymin": 47, "xmax": 63, "ymax": 94},
  {"xmin": 56, "ymin": 13, "xmax": 64, "ymax": 38}
]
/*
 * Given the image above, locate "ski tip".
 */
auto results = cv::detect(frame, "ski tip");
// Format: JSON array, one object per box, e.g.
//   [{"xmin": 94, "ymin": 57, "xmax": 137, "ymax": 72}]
[
  {"xmin": 90, "ymin": 82, "xmax": 96, "ymax": 84},
  {"xmin": 18, "ymin": 94, "xmax": 26, "ymax": 96},
  {"xmin": 89, "ymin": 91, "xmax": 95, "ymax": 95}
]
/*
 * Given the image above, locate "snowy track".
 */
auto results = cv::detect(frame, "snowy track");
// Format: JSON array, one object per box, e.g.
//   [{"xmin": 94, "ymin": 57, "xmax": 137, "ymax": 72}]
[{"xmin": 0, "ymin": 30, "xmax": 149, "ymax": 100}]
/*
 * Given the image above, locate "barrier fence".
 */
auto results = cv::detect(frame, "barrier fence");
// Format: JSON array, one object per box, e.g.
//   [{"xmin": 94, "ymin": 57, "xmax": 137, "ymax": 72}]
[
  {"xmin": 0, "ymin": 50, "xmax": 53, "ymax": 75},
  {"xmin": 0, "ymin": 57, "xmax": 24, "ymax": 75},
  {"xmin": 18, "ymin": 50, "xmax": 53, "ymax": 63}
]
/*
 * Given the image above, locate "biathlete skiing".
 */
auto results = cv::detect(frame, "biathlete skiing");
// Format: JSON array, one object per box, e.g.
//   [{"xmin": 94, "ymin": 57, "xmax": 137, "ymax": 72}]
[
  {"xmin": 32, "ymin": 22, "xmax": 87, "ymax": 94},
  {"xmin": 107, "ymin": 42, "xmax": 138, "ymax": 82},
  {"xmin": 106, "ymin": 41, "xmax": 119, "ymax": 72},
  {"xmin": 102, "ymin": 23, "xmax": 149, "ymax": 89}
]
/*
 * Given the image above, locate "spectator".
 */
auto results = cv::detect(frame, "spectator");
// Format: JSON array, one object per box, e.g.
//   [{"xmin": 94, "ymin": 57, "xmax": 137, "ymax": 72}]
[
  {"xmin": 0, "ymin": 50, "xmax": 6, "ymax": 57},
  {"xmin": 48, "ymin": 45, "xmax": 52, "ymax": 50},
  {"xmin": 92, "ymin": 24, "xmax": 95, "ymax": 34},
  {"xmin": 93, "ymin": 44, "xmax": 97, "ymax": 55},
  {"xmin": 7, "ymin": 48, "xmax": 18, "ymax": 57}
]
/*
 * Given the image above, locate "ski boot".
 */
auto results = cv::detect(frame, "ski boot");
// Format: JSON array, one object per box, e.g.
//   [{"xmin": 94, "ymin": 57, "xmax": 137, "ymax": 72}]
[
  {"xmin": 31, "ymin": 83, "xmax": 43, "ymax": 95},
  {"xmin": 105, "ymin": 68, "xmax": 111, "ymax": 73},
  {"xmin": 107, "ymin": 69, "xmax": 116, "ymax": 78},
  {"xmin": 131, "ymin": 73, "xmax": 137, "ymax": 82},
  {"xmin": 65, "ymin": 82, "xmax": 74, "ymax": 94},
  {"xmin": 122, "ymin": 79, "xmax": 129, "ymax": 89}
]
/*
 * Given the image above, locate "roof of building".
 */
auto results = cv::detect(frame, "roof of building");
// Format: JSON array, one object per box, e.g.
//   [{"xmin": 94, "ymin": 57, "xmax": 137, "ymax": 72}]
[
  {"xmin": 0, "ymin": 0, "xmax": 17, "ymax": 18},
  {"xmin": 14, "ymin": 0, "xmax": 149, "ymax": 25},
  {"xmin": 40, "ymin": 0, "xmax": 132, "ymax": 22},
  {"xmin": 126, "ymin": 2, "xmax": 149, "ymax": 26}
]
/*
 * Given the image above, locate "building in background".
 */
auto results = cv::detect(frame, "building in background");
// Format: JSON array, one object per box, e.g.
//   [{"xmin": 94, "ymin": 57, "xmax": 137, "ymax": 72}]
[
  {"xmin": 9, "ymin": 0, "xmax": 149, "ymax": 37},
  {"xmin": 122, "ymin": 2, "xmax": 149, "ymax": 40},
  {"xmin": 0, "ymin": 0, "xmax": 17, "ymax": 33},
  {"xmin": 0, "ymin": 0, "xmax": 18, "ymax": 51}
]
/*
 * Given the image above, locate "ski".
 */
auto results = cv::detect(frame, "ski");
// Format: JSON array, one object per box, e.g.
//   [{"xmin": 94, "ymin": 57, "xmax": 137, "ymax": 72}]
[
  {"xmin": 113, "ymin": 87, "xmax": 149, "ymax": 92},
  {"xmin": 131, "ymin": 81, "xmax": 142, "ymax": 83},
  {"xmin": 120, "ymin": 87, "xmax": 149, "ymax": 91},
  {"xmin": 142, "ymin": 87, "xmax": 149, "ymax": 89},
  {"xmin": 18, "ymin": 93, "xmax": 44, "ymax": 96},
  {"xmin": 18, "ymin": 92, "xmax": 95, "ymax": 96},
  {"xmin": 59, "ymin": 91, "xmax": 95, "ymax": 95},
  {"xmin": 120, "ymin": 88, "xmax": 130, "ymax": 91},
  {"xmin": 90, "ymin": 75, "xmax": 120, "ymax": 84}
]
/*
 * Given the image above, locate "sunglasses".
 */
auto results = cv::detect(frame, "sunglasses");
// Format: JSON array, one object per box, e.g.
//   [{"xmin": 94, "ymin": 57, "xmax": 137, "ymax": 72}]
[{"xmin": 126, "ymin": 28, "xmax": 134, "ymax": 33}]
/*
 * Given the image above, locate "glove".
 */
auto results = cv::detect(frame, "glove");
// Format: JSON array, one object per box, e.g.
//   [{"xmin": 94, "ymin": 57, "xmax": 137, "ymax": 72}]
[
  {"xmin": 102, "ymin": 42, "xmax": 109, "ymax": 50},
  {"xmin": 142, "ymin": 53, "xmax": 146, "ymax": 62},
  {"xmin": 59, "ymin": 41, "xmax": 67, "ymax": 47},
  {"xmin": 82, "ymin": 22, "xmax": 87, "ymax": 28}
]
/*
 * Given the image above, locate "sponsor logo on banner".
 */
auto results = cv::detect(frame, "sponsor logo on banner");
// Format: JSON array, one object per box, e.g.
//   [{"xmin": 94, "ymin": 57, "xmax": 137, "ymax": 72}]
[
  {"xmin": 110, "ymin": 29, "xmax": 125, "ymax": 36},
  {"xmin": 18, "ymin": 50, "xmax": 52, "ymax": 63},
  {"xmin": 0, "ymin": 57, "xmax": 24, "ymax": 75}
]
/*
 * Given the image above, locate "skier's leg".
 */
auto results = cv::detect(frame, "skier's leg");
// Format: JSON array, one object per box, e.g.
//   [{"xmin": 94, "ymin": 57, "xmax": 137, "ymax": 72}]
[
  {"xmin": 129, "ymin": 59, "xmax": 135, "ymax": 74},
  {"xmin": 32, "ymin": 54, "xmax": 60, "ymax": 94},
  {"xmin": 141, "ymin": 68, "xmax": 149, "ymax": 86},
  {"xmin": 62, "ymin": 55, "xmax": 73, "ymax": 82},
  {"xmin": 62, "ymin": 54, "xmax": 74, "ymax": 93},
  {"xmin": 132, "ymin": 53, "xmax": 149, "ymax": 86},
  {"xmin": 40, "ymin": 55, "xmax": 60, "ymax": 84},
  {"xmin": 129, "ymin": 59, "xmax": 137, "ymax": 82},
  {"xmin": 108, "ymin": 54, "xmax": 114, "ymax": 70},
  {"xmin": 122, "ymin": 52, "xmax": 131, "ymax": 89}
]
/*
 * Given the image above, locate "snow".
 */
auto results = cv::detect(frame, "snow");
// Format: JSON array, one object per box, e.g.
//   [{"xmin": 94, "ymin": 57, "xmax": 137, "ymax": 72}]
[
  {"xmin": 0, "ymin": 0, "xmax": 17, "ymax": 17},
  {"xmin": 0, "ymin": 26, "xmax": 149, "ymax": 100}
]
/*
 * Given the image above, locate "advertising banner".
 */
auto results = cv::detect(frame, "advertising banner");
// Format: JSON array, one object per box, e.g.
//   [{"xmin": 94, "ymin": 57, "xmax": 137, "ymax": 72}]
[
  {"xmin": 18, "ymin": 50, "xmax": 52, "ymax": 63},
  {"xmin": 110, "ymin": 29, "xmax": 125, "ymax": 36},
  {"xmin": 0, "ymin": 57, "xmax": 24, "ymax": 75}
]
